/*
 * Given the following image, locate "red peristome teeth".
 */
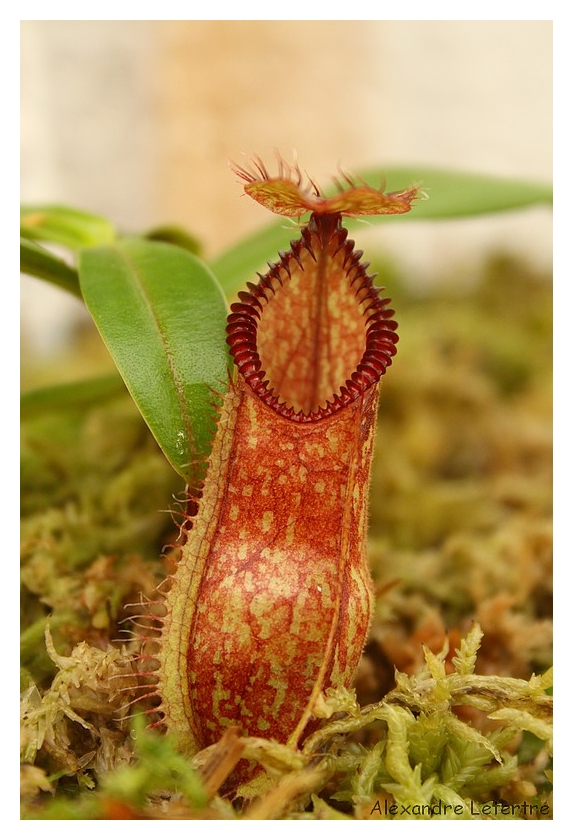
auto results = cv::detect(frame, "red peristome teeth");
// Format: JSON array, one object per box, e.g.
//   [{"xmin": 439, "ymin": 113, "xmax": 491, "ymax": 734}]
[{"xmin": 226, "ymin": 212, "xmax": 398, "ymax": 422}]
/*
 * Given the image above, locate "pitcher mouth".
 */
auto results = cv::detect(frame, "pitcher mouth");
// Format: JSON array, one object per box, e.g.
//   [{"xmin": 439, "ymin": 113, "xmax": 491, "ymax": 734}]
[{"xmin": 226, "ymin": 213, "xmax": 398, "ymax": 423}]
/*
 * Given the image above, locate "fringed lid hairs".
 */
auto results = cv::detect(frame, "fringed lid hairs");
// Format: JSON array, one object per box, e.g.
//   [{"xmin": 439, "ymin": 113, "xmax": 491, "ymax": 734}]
[{"xmin": 231, "ymin": 153, "xmax": 423, "ymax": 219}]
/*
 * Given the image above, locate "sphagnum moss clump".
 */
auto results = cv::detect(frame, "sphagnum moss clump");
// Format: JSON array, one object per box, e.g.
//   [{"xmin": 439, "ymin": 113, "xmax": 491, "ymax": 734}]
[{"xmin": 21, "ymin": 256, "xmax": 552, "ymax": 819}]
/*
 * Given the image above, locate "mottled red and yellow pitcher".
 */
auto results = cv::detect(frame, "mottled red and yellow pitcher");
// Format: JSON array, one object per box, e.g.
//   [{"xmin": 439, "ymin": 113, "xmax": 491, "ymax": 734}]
[{"xmin": 156, "ymin": 157, "xmax": 419, "ymax": 762}]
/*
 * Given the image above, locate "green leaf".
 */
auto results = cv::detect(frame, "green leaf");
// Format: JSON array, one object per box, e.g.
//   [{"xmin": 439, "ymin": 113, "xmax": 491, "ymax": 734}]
[
  {"xmin": 20, "ymin": 237, "xmax": 82, "ymax": 298},
  {"xmin": 78, "ymin": 239, "xmax": 230, "ymax": 483},
  {"xmin": 143, "ymin": 225, "xmax": 202, "ymax": 257},
  {"xmin": 21, "ymin": 204, "xmax": 116, "ymax": 249},
  {"xmin": 211, "ymin": 167, "xmax": 552, "ymax": 297},
  {"xmin": 21, "ymin": 374, "xmax": 127, "ymax": 421}
]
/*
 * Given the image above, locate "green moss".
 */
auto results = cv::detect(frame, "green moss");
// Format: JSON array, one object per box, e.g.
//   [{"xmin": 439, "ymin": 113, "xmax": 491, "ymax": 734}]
[{"xmin": 21, "ymin": 394, "xmax": 181, "ymax": 682}]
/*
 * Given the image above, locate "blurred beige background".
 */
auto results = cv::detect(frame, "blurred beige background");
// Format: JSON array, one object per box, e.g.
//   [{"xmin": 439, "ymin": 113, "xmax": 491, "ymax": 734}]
[{"xmin": 21, "ymin": 20, "xmax": 552, "ymax": 353}]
